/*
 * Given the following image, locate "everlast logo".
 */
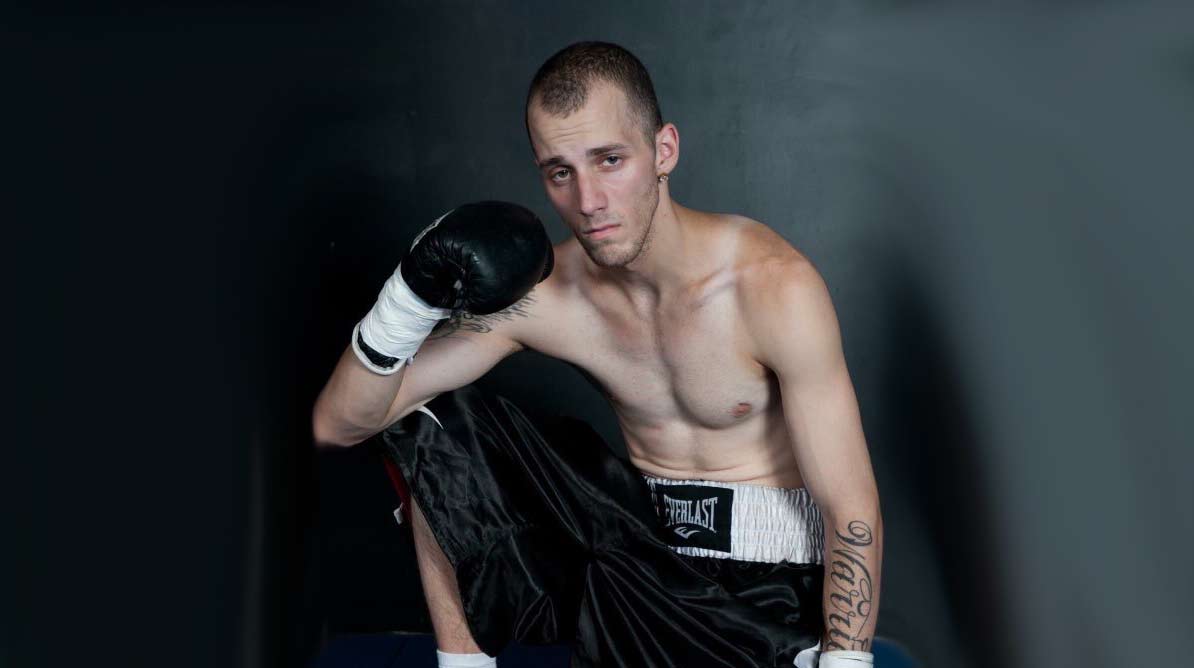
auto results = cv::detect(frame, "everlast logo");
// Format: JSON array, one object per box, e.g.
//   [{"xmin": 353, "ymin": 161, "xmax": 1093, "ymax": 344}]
[
  {"xmin": 663, "ymin": 496, "xmax": 719, "ymax": 534},
  {"xmin": 653, "ymin": 484, "xmax": 734, "ymax": 553}
]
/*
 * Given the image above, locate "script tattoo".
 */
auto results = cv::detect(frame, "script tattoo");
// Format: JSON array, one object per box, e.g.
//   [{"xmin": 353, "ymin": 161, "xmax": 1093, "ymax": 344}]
[
  {"xmin": 427, "ymin": 291, "xmax": 537, "ymax": 338},
  {"xmin": 826, "ymin": 520, "xmax": 875, "ymax": 652}
]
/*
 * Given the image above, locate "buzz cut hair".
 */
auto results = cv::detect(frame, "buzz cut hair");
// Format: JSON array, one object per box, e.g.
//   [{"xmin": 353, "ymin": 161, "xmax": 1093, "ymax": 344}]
[{"xmin": 526, "ymin": 41, "xmax": 664, "ymax": 148}]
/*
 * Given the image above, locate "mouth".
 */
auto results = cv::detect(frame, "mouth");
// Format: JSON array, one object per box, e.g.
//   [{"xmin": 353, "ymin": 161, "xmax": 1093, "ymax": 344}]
[{"xmin": 583, "ymin": 224, "xmax": 619, "ymax": 239}]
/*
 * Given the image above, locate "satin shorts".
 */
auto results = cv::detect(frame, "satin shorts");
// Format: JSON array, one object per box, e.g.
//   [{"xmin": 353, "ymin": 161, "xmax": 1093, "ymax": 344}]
[{"xmin": 382, "ymin": 385, "xmax": 824, "ymax": 667}]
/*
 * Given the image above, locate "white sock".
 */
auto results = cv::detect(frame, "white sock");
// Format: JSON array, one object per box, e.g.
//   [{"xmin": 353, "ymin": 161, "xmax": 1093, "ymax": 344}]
[{"xmin": 436, "ymin": 649, "xmax": 497, "ymax": 667}]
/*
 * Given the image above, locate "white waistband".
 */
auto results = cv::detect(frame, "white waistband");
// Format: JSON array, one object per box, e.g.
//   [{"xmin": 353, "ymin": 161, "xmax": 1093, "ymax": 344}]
[{"xmin": 642, "ymin": 474, "xmax": 825, "ymax": 565}]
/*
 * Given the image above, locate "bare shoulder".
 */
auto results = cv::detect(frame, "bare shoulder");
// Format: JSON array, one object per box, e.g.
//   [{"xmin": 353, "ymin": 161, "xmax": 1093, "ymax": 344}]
[
  {"xmin": 731, "ymin": 217, "xmax": 839, "ymax": 367},
  {"xmin": 731, "ymin": 216, "xmax": 825, "ymax": 301}
]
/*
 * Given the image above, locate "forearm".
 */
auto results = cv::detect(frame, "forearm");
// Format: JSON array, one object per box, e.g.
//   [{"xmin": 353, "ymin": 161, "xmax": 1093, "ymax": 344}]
[
  {"xmin": 820, "ymin": 507, "xmax": 883, "ymax": 653},
  {"xmin": 312, "ymin": 345, "xmax": 407, "ymax": 447}
]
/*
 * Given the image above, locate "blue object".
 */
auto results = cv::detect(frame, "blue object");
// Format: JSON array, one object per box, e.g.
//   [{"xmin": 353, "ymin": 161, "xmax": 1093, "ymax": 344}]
[{"xmin": 873, "ymin": 636, "xmax": 920, "ymax": 668}]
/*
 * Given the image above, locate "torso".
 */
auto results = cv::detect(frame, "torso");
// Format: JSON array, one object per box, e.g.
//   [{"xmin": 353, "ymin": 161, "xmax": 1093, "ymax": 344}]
[{"xmin": 519, "ymin": 214, "xmax": 807, "ymax": 488}]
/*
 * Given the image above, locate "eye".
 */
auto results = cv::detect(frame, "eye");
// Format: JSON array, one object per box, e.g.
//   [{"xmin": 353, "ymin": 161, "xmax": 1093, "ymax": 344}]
[
  {"xmin": 551, "ymin": 168, "xmax": 571, "ymax": 182},
  {"xmin": 603, "ymin": 155, "xmax": 622, "ymax": 166}
]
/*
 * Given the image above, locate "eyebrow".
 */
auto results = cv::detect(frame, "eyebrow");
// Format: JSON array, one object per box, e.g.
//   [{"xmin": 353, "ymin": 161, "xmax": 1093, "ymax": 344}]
[{"xmin": 537, "ymin": 143, "xmax": 631, "ymax": 170}]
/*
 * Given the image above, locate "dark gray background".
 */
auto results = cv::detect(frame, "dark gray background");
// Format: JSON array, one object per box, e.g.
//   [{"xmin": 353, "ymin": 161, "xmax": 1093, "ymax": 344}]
[{"xmin": 24, "ymin": 2, "xmax": 1192, "ymax": 668}]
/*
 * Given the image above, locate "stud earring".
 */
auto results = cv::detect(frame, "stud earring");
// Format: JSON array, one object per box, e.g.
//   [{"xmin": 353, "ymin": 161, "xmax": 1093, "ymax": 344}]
[{"xmin": 657, "ymin": 173, "xmax": 669, "ymax": 183}]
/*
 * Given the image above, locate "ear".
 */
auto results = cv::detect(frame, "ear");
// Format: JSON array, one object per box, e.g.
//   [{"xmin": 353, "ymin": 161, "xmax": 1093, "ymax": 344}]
[{"xmin": 654, "ymin": 122, "xmax": 679, "ymax": 177}]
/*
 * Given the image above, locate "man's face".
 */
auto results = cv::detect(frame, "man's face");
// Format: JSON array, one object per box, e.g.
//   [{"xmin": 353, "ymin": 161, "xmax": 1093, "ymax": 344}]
[{"xmin": 528, "ymin": 81, "xmax": 660, "ymax": 269}]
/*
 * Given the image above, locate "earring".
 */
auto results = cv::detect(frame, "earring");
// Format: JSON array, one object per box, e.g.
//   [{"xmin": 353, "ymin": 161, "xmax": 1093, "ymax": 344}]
[{"xmin": 657, "ymin": 173, "xmax": 669, "ymax": 183}]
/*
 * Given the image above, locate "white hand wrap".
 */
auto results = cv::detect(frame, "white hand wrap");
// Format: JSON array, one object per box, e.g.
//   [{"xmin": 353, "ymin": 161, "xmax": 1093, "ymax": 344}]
[
  {"xmin": 435, "ymin": 650, "xmax": 496, "ymax": 667},
  {"xmin": 819, "ymin": 650, "xmax": 874, "ymax": 666},
  {"xmin": 352, "ymin": 262, "xmax": 451, "ymax": 375},
  {"xmin": 794, "ymin": 641, "xmax": 874, "ymax": 668}
]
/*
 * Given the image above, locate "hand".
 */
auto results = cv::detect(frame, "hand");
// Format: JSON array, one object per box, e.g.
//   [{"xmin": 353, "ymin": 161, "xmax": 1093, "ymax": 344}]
[
  {"xmin": 400, "ymin": 200, "xmax": 554, "ymax": 314},
  {"xmin": 353, "ymin": 201, "xmax": 553, "ymax": 374},
  {"xmin": 818, "ymin": 650, "xmax": 873, "ymax": 667},
  {"xmin": 794, "ymin": 642, "xmax": 874, "ymax": 668}
]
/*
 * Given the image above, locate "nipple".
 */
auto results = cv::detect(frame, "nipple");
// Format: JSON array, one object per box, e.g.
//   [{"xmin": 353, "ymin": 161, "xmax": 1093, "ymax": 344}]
[{"xmin": 730, "ymin": 402, "xmax": 753, "ymax": 418}]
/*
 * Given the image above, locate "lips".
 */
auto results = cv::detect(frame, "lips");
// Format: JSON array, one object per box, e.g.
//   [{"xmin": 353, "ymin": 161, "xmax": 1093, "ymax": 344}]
[{"xmin": 584, "ymin": 224, "xmax": 619, "ymax": 237}]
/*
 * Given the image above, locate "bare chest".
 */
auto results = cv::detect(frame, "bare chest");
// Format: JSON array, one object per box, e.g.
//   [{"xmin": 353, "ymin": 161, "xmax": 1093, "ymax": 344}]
[{"xmin": 531, "ymin": 275, "xmax": 777, "ymax": 431}]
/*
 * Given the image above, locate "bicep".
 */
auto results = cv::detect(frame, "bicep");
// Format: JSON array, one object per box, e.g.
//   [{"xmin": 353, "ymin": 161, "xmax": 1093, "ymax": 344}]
[
  {"xmin": 779, "ymin": 364, "xmax": 874, "ymax": 515},
  {"xmin": 379, "ymin": 320, "xmax": 524, "ymax": 428},
  {"xmin": 748, "ymin": 259, "xmax": 876, "ymax": 514}
]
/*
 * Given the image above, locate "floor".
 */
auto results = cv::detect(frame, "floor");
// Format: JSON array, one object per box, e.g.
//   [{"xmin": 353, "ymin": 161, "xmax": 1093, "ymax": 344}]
[{"xmin": 310, "ymin": 633, "xmax": 921, "ymax": 667}]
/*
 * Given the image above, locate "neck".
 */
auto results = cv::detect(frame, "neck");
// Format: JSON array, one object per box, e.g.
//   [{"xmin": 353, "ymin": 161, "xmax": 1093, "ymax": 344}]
[{"xmin": 589, "ymin": 196, "xmax": 707, "ymax": 299}]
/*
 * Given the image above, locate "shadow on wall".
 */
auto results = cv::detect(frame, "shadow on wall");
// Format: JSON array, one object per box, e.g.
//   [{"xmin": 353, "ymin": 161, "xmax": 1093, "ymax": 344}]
[
  {"xmin": 244, "ymin": 81, "xmax": 437, "ymax": 665},
  {"xmin": 873, "ymin": 250, "xmax": 1012, "ymax": 668}
]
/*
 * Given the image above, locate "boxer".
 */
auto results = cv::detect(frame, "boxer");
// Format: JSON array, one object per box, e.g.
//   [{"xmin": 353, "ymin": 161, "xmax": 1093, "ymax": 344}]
[{"xmin": 313, "ymin": 42, "xmax": 882, "ymax": 667}]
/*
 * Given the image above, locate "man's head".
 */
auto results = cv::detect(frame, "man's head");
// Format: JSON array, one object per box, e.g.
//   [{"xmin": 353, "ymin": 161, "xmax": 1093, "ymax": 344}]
[{"xmin": 526, "ymin": 41, "xmax": 678, "ymax": 269}]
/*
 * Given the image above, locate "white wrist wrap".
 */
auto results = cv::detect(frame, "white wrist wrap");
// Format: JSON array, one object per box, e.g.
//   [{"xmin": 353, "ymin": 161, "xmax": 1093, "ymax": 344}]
[
  {"xmin": 435, "ymin": 649, "xmax": 496, "ymax": 667},
  {"xmin": 794, "ymin": 641, "xmax": 874, "ymax": 668},
  {"xmin": 353, "ymin": 262, "xmax": 451, "ymax": 375},
  {"xmin": 820, "ymin": 650, "xmax": 874, "ymax": 667}
]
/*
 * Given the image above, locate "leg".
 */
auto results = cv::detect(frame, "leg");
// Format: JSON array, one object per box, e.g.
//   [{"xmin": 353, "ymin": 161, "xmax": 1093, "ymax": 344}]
[{"xmin": 409, "ymin": 495, "xmax": 483, "ymax": 654}]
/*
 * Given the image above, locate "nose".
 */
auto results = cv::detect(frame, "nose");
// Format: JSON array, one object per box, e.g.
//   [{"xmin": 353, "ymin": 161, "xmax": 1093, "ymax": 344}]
[{"xmin": 575, "ymin": 170, "xmax": 606, "ymax": 218}]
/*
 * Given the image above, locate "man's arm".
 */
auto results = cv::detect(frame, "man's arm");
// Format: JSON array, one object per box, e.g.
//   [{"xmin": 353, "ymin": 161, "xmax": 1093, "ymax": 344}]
[
  {"xmin": 743, "ymin": 255, "xmax": 883, "ymax": 656},
  {"xmin": 312, "ymin": 294, "xmax": 536, "ymax": 447}
]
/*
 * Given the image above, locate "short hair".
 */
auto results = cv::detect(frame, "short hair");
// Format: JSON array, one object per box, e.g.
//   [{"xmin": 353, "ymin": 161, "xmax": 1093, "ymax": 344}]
[{"xmin": 526, "ymin": 41, "xmax": 663, "ymax": 148}]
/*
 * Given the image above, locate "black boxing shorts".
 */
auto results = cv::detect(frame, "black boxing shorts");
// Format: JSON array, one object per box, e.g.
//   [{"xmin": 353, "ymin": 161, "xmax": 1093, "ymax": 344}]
[
  {"xmin": 639, "ymin": 475, "xmax": 829, "ymax": 667},
  {"xmin": 381, "ymin": 384, "xmax": 824, "ymax": 667}
]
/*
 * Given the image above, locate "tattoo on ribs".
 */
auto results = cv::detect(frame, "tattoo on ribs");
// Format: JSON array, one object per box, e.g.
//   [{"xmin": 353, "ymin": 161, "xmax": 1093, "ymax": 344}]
[
  {"xmin": 826, "ymin": 520, "xmax": 875, "ymax": 652},
  {"xmin": 427, "ymin": 292, "xmax": 537, "ymax": 338}
]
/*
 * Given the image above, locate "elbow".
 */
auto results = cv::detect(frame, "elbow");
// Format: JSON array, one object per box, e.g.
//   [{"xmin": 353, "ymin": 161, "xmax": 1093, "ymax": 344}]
[
  {"xmin": 311, "ymin": 415, "xmax": 348, "ymax": 449},
  {"xmin": 818, "ymin": 493, "xmax": 882, "ymax": 526},
  {"xmin": 311, "ymin": 408, "xmax": 368, "ymax": 449}
]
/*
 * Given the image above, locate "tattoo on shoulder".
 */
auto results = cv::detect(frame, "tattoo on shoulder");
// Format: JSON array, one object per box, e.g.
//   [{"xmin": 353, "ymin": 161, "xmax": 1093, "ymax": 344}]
[{"xmin": 427, "ymin": 291, "xmax": 537, "ymax": 338}]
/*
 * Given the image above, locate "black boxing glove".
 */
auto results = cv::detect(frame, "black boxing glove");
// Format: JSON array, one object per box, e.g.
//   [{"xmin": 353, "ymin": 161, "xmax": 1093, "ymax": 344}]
[
  {"xmin": 352, "ymin": 201, "xmax": 553, "ymax": 374},
  {"xmin": 400, "ymin": 200, "xmax": 554, "ymax": 314}
]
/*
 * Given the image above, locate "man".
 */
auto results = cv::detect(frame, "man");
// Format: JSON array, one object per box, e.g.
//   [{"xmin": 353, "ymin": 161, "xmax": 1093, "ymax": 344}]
[{"xmin": 313, "ymin": 42, "xmax": 882, "ymax": 667}]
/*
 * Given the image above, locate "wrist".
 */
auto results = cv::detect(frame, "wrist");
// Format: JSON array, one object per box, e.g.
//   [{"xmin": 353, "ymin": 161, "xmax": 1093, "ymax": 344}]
[
  {"xmin": 354, "ymin": 263, "xmax": 451, "ymax": 374},
  {"xmin": 351, "ymin": 321, "xmax": 407, "ymax": 375},
  {"xmin": 819, "ymin": 650, "xmax": 873, "ymax": 667}
]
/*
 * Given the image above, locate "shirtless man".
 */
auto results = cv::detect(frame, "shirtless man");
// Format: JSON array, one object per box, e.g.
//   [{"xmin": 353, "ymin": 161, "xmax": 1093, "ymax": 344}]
[{"xmin": 313, "ymin": 42, "xmax": 882, "ymax": 668}]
